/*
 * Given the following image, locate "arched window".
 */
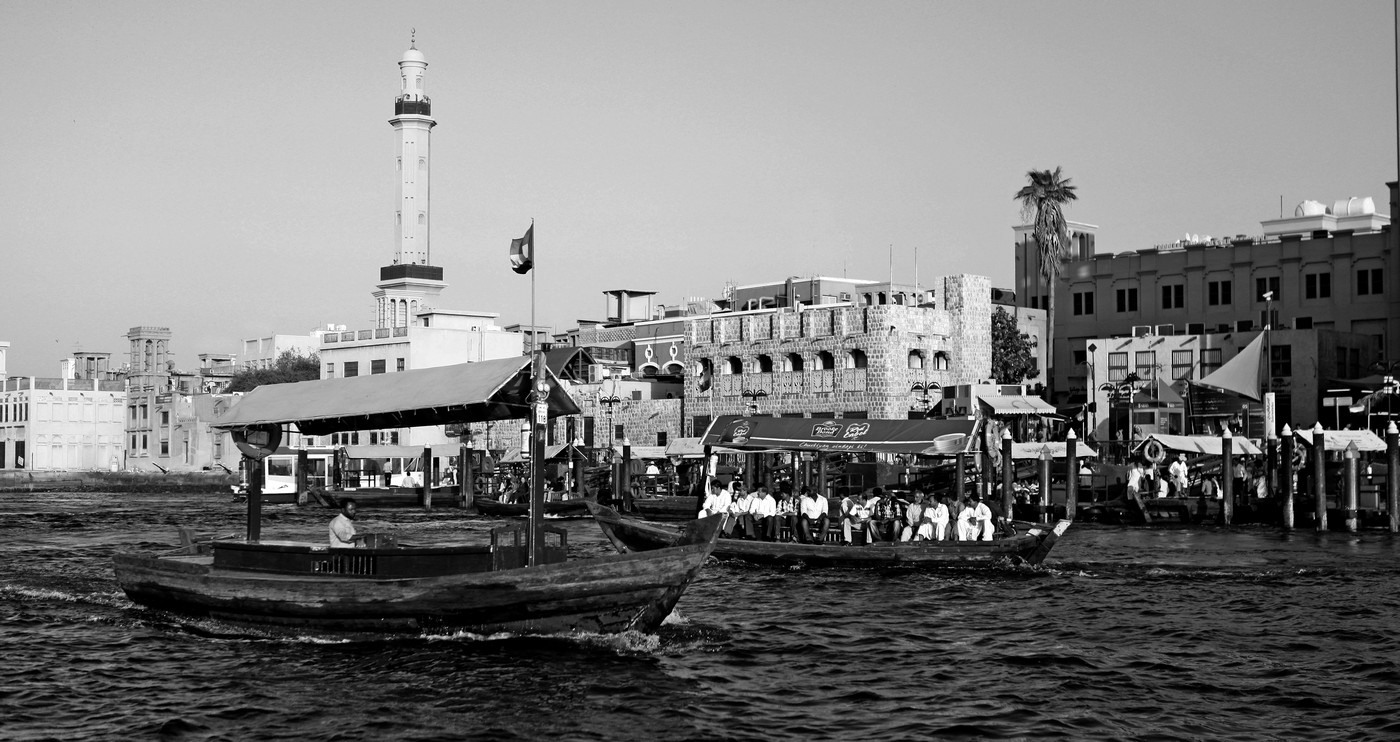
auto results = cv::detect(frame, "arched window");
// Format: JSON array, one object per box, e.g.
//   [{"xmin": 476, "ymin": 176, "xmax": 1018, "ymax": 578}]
[
  {"xmin": 756, "ymin": 354, "xmax": 773, "ymax": 373},
  {"xmin": 863, "ymin": 293, "xmax": 873, "ymax": 306},
  {"xmin": 696, "ymin": 358, "xmax": 713, "ymax": 377},
  {"xmin": 934, "ymin": 351, "xmax": 950, "ymax": 370},
  {"xmin": 908, "ymin": 350, "xmax": 925, "ymax": 370},
  {"xmin": 724, "ymin": 356, "xmax": 743, "ymax": 374},
  {"xmin": 784, "ymin": 353, "xmax": 804, "ymax": 372},
  {"xmin": 878, "ymin": 292, "xmax": 887, "ymax": 305},
  {"xmin": 845, "ymin": 349, "xmax": 868, "ymax": 369},
  {"xmin": 816, "ymin": 351, "xmax": 834, "ymax": 370}
]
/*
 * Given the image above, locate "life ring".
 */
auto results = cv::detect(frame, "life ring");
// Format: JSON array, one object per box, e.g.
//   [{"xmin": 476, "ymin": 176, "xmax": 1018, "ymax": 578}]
[
  {"xmin": 1290, "ymin": 445, "xmax": 1307, "ymax": 471},
  {"xmin": 1143, "ymin": 439, "xmax": 1167, "ymax": 464}
]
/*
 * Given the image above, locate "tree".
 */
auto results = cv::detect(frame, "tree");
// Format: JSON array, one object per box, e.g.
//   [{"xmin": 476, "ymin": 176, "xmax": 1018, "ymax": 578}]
[
  {"xmin": 226, "ymin": 350, "xmax": 321, "ymax": 393},
  {"xmin": 1014, "ymin": 167, "xmax": 1078, "ymax": 394},
  {"xmin": 991, "ymin": 306, "xmax": 1040, "ymax": 385}
]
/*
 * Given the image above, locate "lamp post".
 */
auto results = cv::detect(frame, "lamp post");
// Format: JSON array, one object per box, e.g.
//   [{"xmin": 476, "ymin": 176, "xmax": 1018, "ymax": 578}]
[
  {"xmin": 911, "ymin": 381, "xmax": 941, "ymax": 418},
  {"xmin": 741, "ymin": 388, "xmax": 768, "ymax": 416},
  {"xmin": 1100, "ymin": 371, "xmax": 1142, "ymax": 461},
  {"xmin": 598, "ymin": 391, "xmax": 622, "ymax": 454},
  {"xmin": 1086, "ymin": 343, "xmax": 1098, "ymax": 437}
]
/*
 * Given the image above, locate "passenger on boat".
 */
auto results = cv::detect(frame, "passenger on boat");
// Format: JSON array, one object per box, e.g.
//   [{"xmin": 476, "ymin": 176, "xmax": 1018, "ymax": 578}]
[
  {"xmin": 329, "ymin": 498, "xmax": 362, "ymax": 548},
  {"xmin": 866, "ymin": 489, "xmax": 903, "ymax": 543},
  {"xmin": 900, "ymin": 492, "xmax": 925, "ymax": 541},
  {"xmin": 927, "ymin": 493, "xmax": 950, "ymax": 541},
  {"xmin": 797, "ymin": 486, "xmax": 831, "ymax": 543},
  {"xmin": 840, "ymin": 490, "xmax": 872, "ymax": 544},
  {"xmin": 958, "ymin": 493, "xmax": 995, "ymax": 541},
  {"xmin": 699, "ymin": 479, "xmax": 733, "ymax": 521},
  {"xmin": 751, "ymin": 484, "xmax": 779, "ymax": 541}
]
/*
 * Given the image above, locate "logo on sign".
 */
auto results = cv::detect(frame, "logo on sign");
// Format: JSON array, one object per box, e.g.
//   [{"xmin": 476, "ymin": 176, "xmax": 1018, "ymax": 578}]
[
  {"xmin": 843, "ymin": 423, "xmax": 870, "ymax": 439},
  {"xmin": 812, "ymin": 421, "xmax": 842, "ymax": 438},
  {"xmin": 722, "ymin": 421, "xmax": 753, "ymax": 445}
]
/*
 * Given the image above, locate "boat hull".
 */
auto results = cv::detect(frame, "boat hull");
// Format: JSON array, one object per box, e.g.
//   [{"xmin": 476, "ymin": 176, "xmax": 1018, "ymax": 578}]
[
  {"xmin": 474, "ymin": 497, "xmax": 591, "ymax": 518},
  {"xmin": 632, "ymin": 496, "xmax": 700, "ymax": 522},
  {"xmin": 589, "ymin": 504, "xmax": 1070, "ymax": 569},
  {"xmin": 114, "ymin": 517, "xmax": 721, "ymax": 635}
]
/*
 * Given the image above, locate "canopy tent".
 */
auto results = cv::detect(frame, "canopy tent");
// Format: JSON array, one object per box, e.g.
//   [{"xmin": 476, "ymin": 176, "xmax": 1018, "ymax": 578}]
[
  {"xmin": 663, "ymin": 437, "xmax": 743, "ymax": 458},
  {"xmin": 978, "ymin": 396, "xmax": 1060, "ymax": 416},
  {"xmin": 699, "ymin": 415, "xmax": 979, "ymax": 456},
  {"xmin": 214, "ymin": 356, "xmax": 580, "ymax": 436},
  {"xmin": 1009, "ymin": 442, "xmax": 1098, "ymax": 460},
  {"xmin": 497, "ymin": 443, "xmax": 584, "ymax": 464},
  {"xmin": 1292, "ymin": 428, "xmax": 1388, "ymax": 452},
  {"xmin": 343, "ymin": 444, "xmax": 464, "ymax": 460},
  {"xmin": 1134, "ymin": 377, "xmax": 1186, "ymax": 408},
  {"xmin": 1132, "ymin": 433, "xmax": 1263, "ymax": 456},
  {"xmin": 612, "ymin": 445, "xmax": 667, "ymax": 460},
  {"xmin": 1195, "ymin": 333, "xmax": 1264, "ymax": 402}
]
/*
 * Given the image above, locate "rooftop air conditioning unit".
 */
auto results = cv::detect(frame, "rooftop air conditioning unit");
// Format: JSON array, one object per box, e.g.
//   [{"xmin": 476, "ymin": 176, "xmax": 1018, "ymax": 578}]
[
  {"xmin": 1236, "ymin": 320, "xmax": 1254, "ymax": 332},
  {"xmin": 839, "ymin": 292, "xmax": 851, "ymax": 301},
  {"xmin": 1295, "ymin": 316, "xmax": 1314, "ymax": 329},
  {"xmin": 1131, "ymin": 325, "xmax": 1153, "ymax": 338},
  {"xmin": 1155, "ymin": 324, "xmax": 1175, "ymax": 336},
  {"xmin": 1216, "ymin": 324, "xmax": 1232, "ymax": 333},
  {"xmin": 1186, "ymin": 323, "xmax": 1205, "ymax": 335}
]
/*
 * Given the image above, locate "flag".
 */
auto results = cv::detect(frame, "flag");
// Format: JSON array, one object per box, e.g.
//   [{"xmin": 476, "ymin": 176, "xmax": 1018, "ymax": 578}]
[{"xmin": 509, "ymin": 224, "xmax": 533, "ymax": 274}]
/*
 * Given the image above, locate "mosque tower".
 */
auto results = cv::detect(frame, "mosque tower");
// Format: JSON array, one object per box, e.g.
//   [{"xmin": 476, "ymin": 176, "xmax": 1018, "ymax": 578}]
[{"xmin": 372, "ymin": 34, "xmax": 446, "ymax": 329}]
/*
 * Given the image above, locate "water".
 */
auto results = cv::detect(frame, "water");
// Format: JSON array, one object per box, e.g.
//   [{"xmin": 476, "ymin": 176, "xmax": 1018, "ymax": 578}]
[{"xmin": 3, "ymin": 492, "xmax": 1399, "ymax": 741}]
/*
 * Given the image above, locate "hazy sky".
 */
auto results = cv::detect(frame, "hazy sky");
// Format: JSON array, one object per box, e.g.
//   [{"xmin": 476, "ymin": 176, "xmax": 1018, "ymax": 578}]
[{"xmin": 1, "ymin": 0, "xmax": 1395, "ymax": 378}]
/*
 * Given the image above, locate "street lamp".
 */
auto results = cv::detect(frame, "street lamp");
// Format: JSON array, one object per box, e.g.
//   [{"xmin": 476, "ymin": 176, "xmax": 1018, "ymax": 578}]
[
  {"xmin": 1100, "ymin": 371, "xmax": 1143, "ymax": 457},
  {"xmin": 597, "ymin": 391, "xmax": 622, "ymax": 456},
  {"xmin": 741, "ymin": 388, "xmax": 768, "ymax": 415},
  {"xmin": 911, "ymin": 381, "xmax": 941, "ymax": 418}
]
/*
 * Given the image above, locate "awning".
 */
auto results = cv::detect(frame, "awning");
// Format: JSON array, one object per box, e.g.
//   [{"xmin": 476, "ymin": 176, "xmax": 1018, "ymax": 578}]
[
  {"xmin": 978, "ymin": 396, "xmax": 1059, "ymax": 416},
  {"xmin": 1196, "ymin": 333, "xmax": 1264, "ymax": 402},
  {"xmin": 1133, "ymin": 434, "xmax": 1262, "ymax": 456},
  {"xmin": 1293, "ymin": 428, "xmax": 1387, "ymax": 452},
  {"xmin": 214, "ymin": 356, "xmax": 581, "ymax": 436},
  {"xmin": 343, "ymin": 444, "xmax": 472, "ymax": 459},
  {"xmin": 612, "ymin": 445, "xmax": 667, "ymax": 460},
  {"xmin": 663, "ymin": 437, "xmax": 744, "ymax": 458},
  {"xmin": 1010, "ymin": 442, "xmax": 1098, "ymax": 460},
  {"xmin": 1134, "ymin": 378, "xmax": 1185, "ymax": 408},
  {"xmin": 497, "ymin": 443, "xmax": 582, "ymax": 464},
  {"xmin": 699, "ymin": 415, "xmax": 979, "ymax": 456}
]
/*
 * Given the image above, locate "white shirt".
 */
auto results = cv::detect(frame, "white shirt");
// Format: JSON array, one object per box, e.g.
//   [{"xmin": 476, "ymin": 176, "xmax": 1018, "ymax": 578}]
[
  {"xmin": 800, "ymin": 494, "xmax": 829, "ymax": 520},
  {"xmin": 929, "ymin": 503, "xmax": 950, "ymax": 525},
  {"xmin": 732, "ymin": 493, "xmax": 757, "ymax": 515},
  {"xmin": 329, "ymin": 513, "xmax": 356, "ymax": 548},
  {"xmin": 700, "ymin": 489, "xmax": 732, "ymax": 517},
  {"xmin": 752, "ymin": 494, "xmax": 777, "ymax": 517}
]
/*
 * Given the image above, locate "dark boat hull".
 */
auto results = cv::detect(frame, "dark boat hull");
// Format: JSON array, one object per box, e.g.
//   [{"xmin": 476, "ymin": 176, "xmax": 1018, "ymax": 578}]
[
  {"xmin": 589, "ymin": 504, "xmax": 1070, "ymax": 569},
  {"xmin": 474, "ymin": 497, "xmax": 591, "ymax": 518},
  {"xmin": 114, "ymin": 516, "xmax": 722, "ymax": 635},
  {"xmin": 632, "ymin": 496, "xmax": 700, "ymax": 522}
]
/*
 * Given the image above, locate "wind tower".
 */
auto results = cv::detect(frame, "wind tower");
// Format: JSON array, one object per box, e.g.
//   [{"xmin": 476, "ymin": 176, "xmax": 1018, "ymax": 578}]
[{"xmin": 373, "ymin": 33, "xmax": 447, "ymax": 328}]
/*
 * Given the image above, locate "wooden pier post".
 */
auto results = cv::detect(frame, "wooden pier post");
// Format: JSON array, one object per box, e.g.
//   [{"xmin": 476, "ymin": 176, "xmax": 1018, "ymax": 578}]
[
  {"xmin": 246, "ymin": 456, "xmax": 263, "ymax": 542},
  {"xmin": 1280, "ymin": 424, "xmax": 1295, "ymax": 529},
  {"xmin": 296, "ymin": 448, "xmax": 309, "ymax": 506},
  {"xmin": 1065, "ymin": 428, "xmax": 1079, "ymax": 522},
  {"xmin": 1387, "ymin": 422, "xmax": 1399, "ymax": 533},
  {"xmin": 1220, "ymin": 429, "xmax": 1234, "ymax": 526},
  {"xmin": 621, "ymin": 439, "xmax": 633, "ymax": 512},
  {"xmin": 460, "ymin": 442, "xmax": 475, "ymax": 512},
  {"xmin": 1343, "ymin": 441, "xmax": 1360, "ymax": 533},
  {"xmin": 1001, "ymin": 429, "xmax": 1014, "ymax": 521},
  {"xmin": 955, "ymin": 452, "xmax": 966, "ymax": 504},
  {"xmin": 1312, "ymin": 423, "xmax": 1327, "ymax": 532},
  {"xmin": 421, "ymin": 444, "xmax": 432, "ymax": 511},
  {"xmin": 1038, "ymin": 446, "xmax": 1052, "ymax": 523}
]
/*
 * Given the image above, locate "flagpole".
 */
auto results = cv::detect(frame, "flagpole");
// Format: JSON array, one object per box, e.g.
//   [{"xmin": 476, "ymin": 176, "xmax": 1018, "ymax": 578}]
[{"xmin": 527, "ymin": 219, "xmax": 545, "ymax": 568}]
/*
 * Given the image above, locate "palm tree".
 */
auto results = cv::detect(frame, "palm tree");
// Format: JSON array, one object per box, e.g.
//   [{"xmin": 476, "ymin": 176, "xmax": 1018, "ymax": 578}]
[{"xmin": 1014, "ymin": 167, "xmax": 1078, "ymax": 398}]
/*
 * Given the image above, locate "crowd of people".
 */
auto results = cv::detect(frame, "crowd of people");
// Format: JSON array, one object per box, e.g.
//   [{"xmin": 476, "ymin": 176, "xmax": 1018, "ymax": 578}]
[{"xmin": 698, "ymin": 479, "xmax": 1004, "ymax": 545}]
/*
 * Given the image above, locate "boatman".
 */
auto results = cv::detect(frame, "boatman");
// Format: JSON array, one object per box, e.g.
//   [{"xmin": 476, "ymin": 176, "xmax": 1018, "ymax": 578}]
[{"xmin": 329, "ymin": 498, "xmax": 363, "ymax": 548}]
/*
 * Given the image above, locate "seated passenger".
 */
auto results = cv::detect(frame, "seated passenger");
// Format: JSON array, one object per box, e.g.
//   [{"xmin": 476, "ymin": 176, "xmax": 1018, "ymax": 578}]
[
  {"xmin": 866, "ymin": 488, "xmax": 903, "ymax": 543},
  {"xmin": 840, "ymin": 490, "xmax": 872, "ymax": 545},
  {"xmin": 901, "ymin": 492, "xmax": 926, "ymax": 541},
  {"xmin": 726, "ymin": 482, "xmax": 752, "ymax": 537},
  {"xmin": 958, "ymin": 493, "xmax": 994, "ymax": 541},
  {"xmin": 797, "ymin": 486, "xmax": 831, "ymax": 543},
  {"xmin": 751, "ymin": 484, "xmax": 779, "ymax": 541},
  {"xmin": 928, "ymin": 494, "xmax": 951, "ymax": 541},
  {"xmin": 774, "ymin": 486, "xmax": 799, "ymax": 542},
  {"xmin": 329, "ymin": 498, "xmax": 363, "ymax": 548},
  {"xmin": 699, "ymin": 479, "xmax": 732, "ymax": 520}
]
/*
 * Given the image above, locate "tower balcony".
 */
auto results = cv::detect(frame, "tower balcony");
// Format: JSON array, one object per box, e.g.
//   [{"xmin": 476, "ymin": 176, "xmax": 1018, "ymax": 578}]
[
  {"xmin": 394, "ymin": 98, "xmax": 432, "ymax": 116},
  {"xmin": 380, "ymin": 264, "xmax": 443, "ymax": 281}
]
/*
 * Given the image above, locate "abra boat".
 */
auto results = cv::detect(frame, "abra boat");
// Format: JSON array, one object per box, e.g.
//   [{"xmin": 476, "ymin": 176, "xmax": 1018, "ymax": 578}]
[
  {"xmin": 631, "ymin": 495, "xmax": 699, "ymax": 522},
  {"xmin": 113, "ymin": 356, "xmax": 722, "ymax": 635},
  {"xmin": 474, "ymin": 496, "xmax": 591, "ymax": 518},
  {"xmin": 589, "ymin": 503, "xmax": 1069, "ymax": 569}
]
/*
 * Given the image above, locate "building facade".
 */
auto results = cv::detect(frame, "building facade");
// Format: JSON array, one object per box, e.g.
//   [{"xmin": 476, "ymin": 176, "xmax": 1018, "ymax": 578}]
[{"xmin": 0, "ymin": 375, "xmax": 125, "ymax": 471}]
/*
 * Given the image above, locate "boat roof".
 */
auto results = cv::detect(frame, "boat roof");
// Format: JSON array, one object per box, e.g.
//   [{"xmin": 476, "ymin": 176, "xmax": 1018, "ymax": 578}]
[
  {"xmin": 214, "ymin": 356, "xmax": 580, "ymax": 436},
  {"xmin": 663, "ymin": 437, "xmax": 744, "ymax": 458},
  {"xmin": 1133, "ymin": 434, "xmax": 1262, "ymax": 456},
  {"xmin": 978, "ymin": 396, "xmax": 1059, "ymax": 416},
  {"xmin": 1009, "ymin": 441, "xmax": 1098, "ymax": 459},
  {"xmin": 698, "ymin": 415, "xmax": 979, "ymax": 456},
  {"xmin": 1292, "ymin": 428, "xmax": 1387, "ymax": 452}
]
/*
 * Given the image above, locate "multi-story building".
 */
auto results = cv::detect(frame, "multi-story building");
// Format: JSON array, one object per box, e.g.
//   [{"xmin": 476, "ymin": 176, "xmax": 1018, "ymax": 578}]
[
  {"xmin": 239, "ymin": 329, "xmax": 336, "ymax": 370},
  {"xmin": 1016, "ymin": 185, "xmax": 1397, "ymax": 408},
  {"xmin": 1, "ymin": 372, "xmax": 125, "ymax": 471}
]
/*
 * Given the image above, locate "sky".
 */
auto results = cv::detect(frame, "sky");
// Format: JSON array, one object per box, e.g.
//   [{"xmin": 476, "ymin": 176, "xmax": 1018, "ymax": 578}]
[{"xmin": 1, "ymin": 0, "xmax": 1396, "ymax": 378}]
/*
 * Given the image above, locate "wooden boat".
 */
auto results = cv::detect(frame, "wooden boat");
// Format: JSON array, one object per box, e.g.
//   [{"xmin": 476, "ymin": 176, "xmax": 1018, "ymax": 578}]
[
  {"xmin": 631, "ymin": 495, "xmax": 699, "ymax": 522},
  {"xmin": 113, "ymin": 356, "xmax": 723, "ymax": 635},
  {"xmin": 474, "ymin": 496, "xmax": 591, "ymax": 518},
  {"xmin": 588, "ymin": 503, "xmax": 1070, "ymax": 569},
  {"xmin": 113, "ymin": 517, "xmax": 721, "ymax": 634}
]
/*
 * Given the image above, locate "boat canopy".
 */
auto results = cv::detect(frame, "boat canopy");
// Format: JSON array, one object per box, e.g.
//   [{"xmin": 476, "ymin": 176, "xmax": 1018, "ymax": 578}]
[
  {"xmin": 1133, "ymin": 433, "xmax": 1263, "ymax": 456},
  {"xmin": 663, "ymin": 437, "xmax": 744, "ymax": 458},
  {"xmin": 978, "ymin": 396, "xmax": 1060, "ymax": 416},
  {"xmin": 612, "ymin": 445, "xmax": 666, "ymax": 460},
  {"xmin": 343, "ymin": 444, "xmax": 464, "ymax": 459},
  {"xmin": 699, "ymin": 415, "xmax": 979, "ymax": 456},
  {"xmin": 497, "ymin": 443, "xmax": 584, "ymax": 464},
  {"xmin": 214, "ymin": 356, "xmax": 580, "ymax": 436},
  {"xmin": 1009, "ymin": 441, "xmax": 1098, "ymax": 460},
  {"xmin": 1293, "ymin": 428, "xmax": 1387, "ymax": 452}
]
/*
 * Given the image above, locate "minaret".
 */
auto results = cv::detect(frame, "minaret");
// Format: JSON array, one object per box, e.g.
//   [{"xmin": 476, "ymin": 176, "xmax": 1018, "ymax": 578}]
[{"xmin": 373, "ymin": 33, "xmax": 446, "ymax": 329}]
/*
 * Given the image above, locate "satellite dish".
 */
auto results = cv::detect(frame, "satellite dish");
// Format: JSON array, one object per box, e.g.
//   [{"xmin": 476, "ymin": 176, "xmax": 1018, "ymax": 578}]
[{"xmin": 232, "ymin": 424, "xmax": 282, "ymax": 460}]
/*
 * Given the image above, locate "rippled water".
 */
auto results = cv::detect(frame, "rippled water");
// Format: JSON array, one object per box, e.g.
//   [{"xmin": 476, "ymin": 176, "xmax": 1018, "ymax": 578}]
[{"xmin": 3, "ymin": 492, "xmax": 1399, "ymax": 741}]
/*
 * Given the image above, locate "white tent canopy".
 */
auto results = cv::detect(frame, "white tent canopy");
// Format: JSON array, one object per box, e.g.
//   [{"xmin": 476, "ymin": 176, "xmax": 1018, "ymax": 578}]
[
  {"xmin": 1134, "ymin": 434, "xmax": 1263, "ymax": 456},
  {"xmin": 1293, "ymin": 428, "xmax": 1387, "ymax": 452}
]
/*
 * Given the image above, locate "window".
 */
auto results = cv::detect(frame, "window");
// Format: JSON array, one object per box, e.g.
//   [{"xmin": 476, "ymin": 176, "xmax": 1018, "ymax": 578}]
[
  {"xmin": 326, "ymin": 363, "xmax": 335, "ymax": 377},
  {"xmin": 845, "ymin": 349, "xmax": 868, "ymax": 369},
  {"xmin": 1072, "ymin": 291, "xmax": 1095, "ymax": 316},
  {"xmin": 160, "ymin": 410, "xmax": 169, "ymax": 426},
  {"xmin": 1107, "ymin": 352, "xmax": 1128, "ymax": 382},
  {"xmin": 614, "ymin": 424, "xmax": 624, "ymax": 441},
  {"xmin": 344, "ymin": 362, "xmax": 359, "ymax": 377},
  {"xmin": 1161, "ymin": 284, "xmax": 1184, "ymax": 310},
  {"xmin": 1134, "ymin": 351, "xmax": 1156, "ymax": 377},
  {"xmin": 656, "ymin": 432, "xmax": 668, "ymax": 447},
  {"xmin": 756, "ymin": 355, "xmax": 773, "ymax": 373},
  {"xmin": 397, "ymin": 358, "xmax": 406, "ymax": 372},
  {"xmin": 371, "ymin": 359, "xmax": 386, "ymax": 374},
  {"xmin": 1172, "ymin": 350, "xmax": 1194, "ymax": 380},
  {"xmin": 908, "ymin": 350, "xmax": 924, "ymax": 370},
  {"xmin": 1304, "ymin": 272, "xmax": 1331, "ymax": 299},
  {"xmin": 724, "ymin": 357, "xmax": 742, "ymax": 374},
  {"xmin": 1270, "ymin": 344, "xmax": 1292, "ymax": 378},
  {"xmin": 160, "ymin": 440, "xmax": 169, "ymax": 456},
  {"xmin": 1357, "ymin": 267, "xmax": 1384, "ymax": 295},
  {"xmin": 631, "ymin": 390, "xmax": 642, "ymax": 401},
  {"xmin": 784, "ymin": 354, "xmax": 804, "ymax": 372},
  {"xmin": 1201, "ymin": 349, "xmax": 1222, "ymax": 377},
  {"xmin": 816, "ymin": 351, "xmax": 835, "ymax": 370},
  {"xmin": 1208, "ymin": 280, "xmax": 1232, "ymax": 306},
  {"xmin": 1255, "ymin": 276, "xmax": 1280, "ymax": 302},
  {"xmin": 1116, "ymin": 288, "xmax": 1138, "ymax": 313}
]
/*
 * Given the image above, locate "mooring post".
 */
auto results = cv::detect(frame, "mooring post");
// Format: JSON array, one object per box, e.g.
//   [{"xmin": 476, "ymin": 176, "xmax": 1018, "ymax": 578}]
[
  {"xmin": 246, "ymin": 456, "xmax": 262, "ymax": 542},
  {"xmin": 621, "ymin": 438, "xmax": 633, "ymax": 512},
  {"xmin": 460, "ymin": 442, "xmax": 475, "ymax": 512},
  {"xmin": 296, "ymin": 448, "xmax": 309, "ymax": 506},
  {"xmin": 1038, "ymin": 446, "xmax": 1052, "ymax": 523},
  {"xmin": 1001, "ymin": 429, "xmax": 1014, "ymax": 521},
  {"xmin": 421, "ymin": 444, "xmax": 433, "ymax": 511},
  {"xmin": 1065, "ymin": 428, "xmax": 1079, "ymax": 522},
  {"xmin": 1280, "ymin": 424, "xmax": 1295, "ymax": 529},
  {"xmin": 1343, "ymin": 441, "xmax": 1360, "ymax": 533},
  {"xmin": 1313, "ymin": 423, "xmax": 1328, "ymax": 532},
  {"xmin": 1220, "ymin": 428, "xmax": 1234, "ymax": 526},
  {"xmin": 955, "ymin": 452, "xmax": 966, "ymax": 504},
  {"xmin": 1387, "ymin": 422, "xmax": 1399, "ymax": 533}
]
